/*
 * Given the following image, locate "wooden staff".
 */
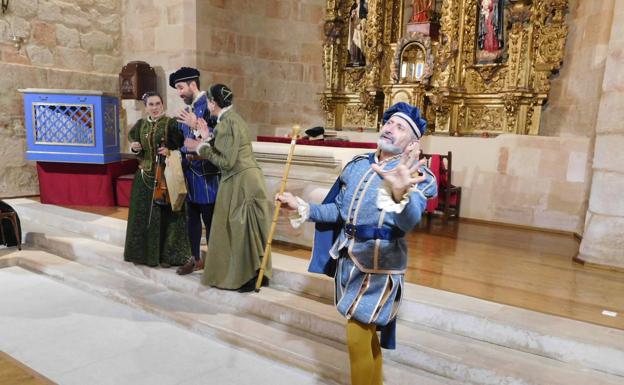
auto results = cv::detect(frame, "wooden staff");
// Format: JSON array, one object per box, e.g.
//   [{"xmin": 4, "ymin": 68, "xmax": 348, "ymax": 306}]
[{"xmin": 255, "ymin": 124, "xmax": 300, "ymax": 292}]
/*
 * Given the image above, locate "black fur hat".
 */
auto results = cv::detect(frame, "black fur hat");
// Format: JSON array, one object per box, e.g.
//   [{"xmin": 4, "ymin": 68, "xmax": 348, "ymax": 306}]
[{"xmin": 169, "ymin": 67, "xmax": 200, "ymax": 88}]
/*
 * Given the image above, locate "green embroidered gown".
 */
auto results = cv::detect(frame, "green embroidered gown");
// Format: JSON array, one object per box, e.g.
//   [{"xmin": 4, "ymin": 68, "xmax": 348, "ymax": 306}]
[{"xmin": 123, "ymin": 116, "xmax": 191, "ymax": 267}]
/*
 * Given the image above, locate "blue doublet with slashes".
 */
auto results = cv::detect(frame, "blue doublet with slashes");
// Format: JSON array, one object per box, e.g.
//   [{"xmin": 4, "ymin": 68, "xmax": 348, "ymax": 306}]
[
  {"xmin": 307, "ymin": 152, "xmax": 437, "ymax": 349},
  {"xmin": 179, "ymin": 93, "xmax": 219, "ymax": 204},
  {"xmin": 309, "ymin": 153, "xmax": 436, "ymax": 274}
]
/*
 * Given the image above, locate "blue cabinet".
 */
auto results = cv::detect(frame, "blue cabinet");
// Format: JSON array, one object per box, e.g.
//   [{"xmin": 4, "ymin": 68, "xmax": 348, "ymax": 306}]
[{"xmin": 20, "ymin": 89, "xmax": 121, "ymax": 164}]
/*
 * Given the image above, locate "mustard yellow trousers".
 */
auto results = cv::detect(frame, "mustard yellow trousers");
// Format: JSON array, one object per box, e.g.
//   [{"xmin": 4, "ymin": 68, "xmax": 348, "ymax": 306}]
[{"xmin": 347, "ymin": 319, "xmax": 383, "ymax": 385}]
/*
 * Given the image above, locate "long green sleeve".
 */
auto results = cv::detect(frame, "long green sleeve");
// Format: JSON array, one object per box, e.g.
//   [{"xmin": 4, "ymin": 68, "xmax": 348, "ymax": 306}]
[{"xmin": 197, "ymin": 119, "xmax": 240, "ymax": 171}]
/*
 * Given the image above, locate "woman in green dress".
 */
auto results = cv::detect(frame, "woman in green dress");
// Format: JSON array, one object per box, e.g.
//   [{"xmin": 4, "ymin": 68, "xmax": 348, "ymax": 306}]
[
  {"xmin": 124, "ymin": 92, "xmax": 191, "ymax": 267},
  {"xmin": 184, "ymin": 84, "xmax": 272, "ymax": 292}
]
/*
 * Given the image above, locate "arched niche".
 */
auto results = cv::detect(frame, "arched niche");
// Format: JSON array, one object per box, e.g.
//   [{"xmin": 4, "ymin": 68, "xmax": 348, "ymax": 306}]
[
  {"xmin": 400, "ymin": 42, "xmax": 427, "ymax": 82},
  {"xmin": 391, "ymin": 32, "xmax": 434, "ymax": 84}
]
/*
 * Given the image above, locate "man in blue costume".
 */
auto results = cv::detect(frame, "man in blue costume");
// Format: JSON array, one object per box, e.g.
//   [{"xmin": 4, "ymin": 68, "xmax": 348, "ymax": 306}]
[
  {"xmin": 169, "ymin": 67, "xmax": 220, "ymax": 275},
  {"xmin": 277, "ymin": 102, "xmax": 436, "ymax": 385}
]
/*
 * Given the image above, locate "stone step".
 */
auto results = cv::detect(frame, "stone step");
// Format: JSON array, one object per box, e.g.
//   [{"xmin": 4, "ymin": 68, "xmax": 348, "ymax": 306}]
[
  {"xmin": 9, "ymin": 198, "xmax": 624, "ymax": 379},
  {"xmin": 13, "ymin": 198, "xmax": 128, "ymax": 246},
  {"xmin": 1, "ymin": 249, "xmax": 458, "ymax": 385},
  {"xmin": 22, "ymin": 221, "xmax": 345, "ymax": 344},
  {"xmin": 390, "ymin": 322, "xmax": 622, "ymax": 385},
  {"xmin": 20, "ymin": 222, "xmax": 624, "ymax": 385}
]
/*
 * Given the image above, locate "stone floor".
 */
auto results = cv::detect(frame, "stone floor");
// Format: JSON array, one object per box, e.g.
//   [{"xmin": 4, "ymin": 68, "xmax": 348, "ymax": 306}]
[{"xmin": 0, "ymin": 266, "xmax": 331, "ymax": 385}]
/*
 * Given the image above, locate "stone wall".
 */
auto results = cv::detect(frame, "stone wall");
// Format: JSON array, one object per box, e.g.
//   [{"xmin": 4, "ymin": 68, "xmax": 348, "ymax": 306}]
[
  {"xmin": 195, "ymin": 0, "xmax": 326, "ymax": 139},
  {"xmin": 0, "ymin": 0, "xmax": 121, "ymax": 198},
  {"xmin": 578, "ymin": 1, "xmax": 624, "ymax": 269},
  {"xmin": 540, "ymin": 0, "xmax": 614, "ymax": 137},
  {"xmin": 421, "ymin": 135, "xmax": 592, "ymax": 234},
  {"xmin": 120, "ymin": 0, "xmax": 198, "ymax": 152}
]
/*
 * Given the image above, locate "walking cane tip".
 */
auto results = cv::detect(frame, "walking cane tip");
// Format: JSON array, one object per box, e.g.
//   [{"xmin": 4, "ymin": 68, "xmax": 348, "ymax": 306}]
[{"xmin": 254, "ymin": 288, "xmax": 260, "ymax": 293}]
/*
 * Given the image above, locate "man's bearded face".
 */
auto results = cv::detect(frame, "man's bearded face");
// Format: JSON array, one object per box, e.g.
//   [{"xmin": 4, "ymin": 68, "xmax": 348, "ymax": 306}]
[
  {"xmin": 377, "ymin": 116, "xmax": 416, "ymax": 155},
  {"xmin": 175, "ymin": 82, "xmax": 194, "ymax": 105}
]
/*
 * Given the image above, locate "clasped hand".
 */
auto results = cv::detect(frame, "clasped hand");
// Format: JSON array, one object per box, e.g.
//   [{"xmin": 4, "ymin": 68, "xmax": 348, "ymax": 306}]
[{"xmin": 184, "ymin": 118, "xmax": 212, "ymax": 152}]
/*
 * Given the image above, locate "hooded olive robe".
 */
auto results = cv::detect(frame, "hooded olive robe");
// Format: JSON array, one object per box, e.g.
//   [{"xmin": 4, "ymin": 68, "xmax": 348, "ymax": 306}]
[
  {"xmin": 123, "ymin": 116, "xmax": 191, "ymax": 267},
  {"xmin": 197, "ymin": 108, "xmax": 271, "ymax": 289}
]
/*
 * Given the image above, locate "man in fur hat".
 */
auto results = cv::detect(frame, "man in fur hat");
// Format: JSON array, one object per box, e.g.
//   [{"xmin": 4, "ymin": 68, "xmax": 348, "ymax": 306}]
[{"xmin": 277, "ymin": 102, "xmax": 437, "ymax": 385}]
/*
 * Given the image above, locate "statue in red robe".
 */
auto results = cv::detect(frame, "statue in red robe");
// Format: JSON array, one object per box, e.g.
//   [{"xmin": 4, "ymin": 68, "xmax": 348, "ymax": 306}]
[
  {"xmin": 410, "ymin": 0, "xmax": 433, "ymax": 23},
  {"xmin": 478, "ymin": 0, "xmax": 503, "ymax": 53}
]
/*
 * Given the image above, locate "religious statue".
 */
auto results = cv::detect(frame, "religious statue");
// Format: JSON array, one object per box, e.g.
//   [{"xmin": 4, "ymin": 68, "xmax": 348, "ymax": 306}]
[
  {"xmin": 410, "ymin": 0, "xmax": 433, "ymax": 23},
  {"xmin": 477, "ymin": 0, "xmax": 504, "ymax": 63},
  {"xmin": 348, "ymin": 0, "xmax": 368, "ymax": 67}
]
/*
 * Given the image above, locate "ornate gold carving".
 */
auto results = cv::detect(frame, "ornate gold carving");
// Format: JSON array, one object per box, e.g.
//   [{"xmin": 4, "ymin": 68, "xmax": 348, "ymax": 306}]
[
  {"xmin": 509, "ymin": 0, "xmax": 532, "ymax": 24},
  {"xmin": 344, "ymin": 67, "xmax": 367, "ymax": 92},
  {"xmin": 467, "ymin": 106, "xmax": 504, "ymax": 132},
  {"xmin": 472, "ymin": 64, "xmax": 505, "ymax": 84},
  {"xmin": 435, "ymin": 0, "xmax": 461, "ymax": 89},
  {"xmin": 319, "ymin": 94, "xmax": 331, "ymax": 113},
  {"xmin": 321, "ymin": 0, "xmax": 568, "ymax": 136},
  {"xmin": 344, "ymin": 104, "xmax": 367, "ymax": 127},
  {"xmin": 359, "ymin": 91, "xmax": 378, "ymax": 114},
  {"xmin": 362, "ymin": 0, "xmax": 385, "ymax": 89},
  {"xmin": 429, "ymin": 91, "xmax": 451, "ymax": 131},
  {"xmin": 525, "ymin": 98, "xmax": 539, "ymax": 134},
  {"xmin": 533, "ymin": 0, "xmax": 568, "ymax": 72},
  {"xmin": 456, "ymin": 100, "xmax": 467, "ymax": 133},
  {"xmin": 503, "ymin": 93, "xmax": 519, "ymax": 132}
]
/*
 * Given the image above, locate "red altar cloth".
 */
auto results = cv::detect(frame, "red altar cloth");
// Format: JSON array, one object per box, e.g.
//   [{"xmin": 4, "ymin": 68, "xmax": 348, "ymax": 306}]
[
  {"xmin": 114, "ymin": 174, "xmax": 135, "ymax": 207},
  {"xmin": 36, "ymin": 159, "xmax": 138, "ymax": 206},
  {"xmin": 257, "ymin": 136, "xmax": 377, "ymax": 149}
]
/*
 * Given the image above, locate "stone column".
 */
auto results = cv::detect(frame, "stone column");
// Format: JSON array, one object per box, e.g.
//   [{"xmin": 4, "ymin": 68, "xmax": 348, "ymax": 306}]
[{"xmin": 577, "ymin": 2, "xmax": 624, "ymax": 269}]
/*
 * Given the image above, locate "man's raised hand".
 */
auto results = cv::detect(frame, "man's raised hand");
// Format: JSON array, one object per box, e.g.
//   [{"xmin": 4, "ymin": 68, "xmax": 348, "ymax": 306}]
[
  {"xmin": 371, "ymin": 142, "xmax": 427, "ymax": 202},
  {"xmin": 176, "ymin": 109, "xmax": 198, "ymax": 128}
]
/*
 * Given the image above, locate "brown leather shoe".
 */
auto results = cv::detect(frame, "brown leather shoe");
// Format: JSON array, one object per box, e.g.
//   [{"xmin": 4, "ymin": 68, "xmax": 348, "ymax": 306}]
[
  {"xmin": 194, "ymin": 258, "xmax": 204, "ymax": 271},
  {"xmin": 176, "ymin": 258, "xmax": 196, "ymax": 275}
]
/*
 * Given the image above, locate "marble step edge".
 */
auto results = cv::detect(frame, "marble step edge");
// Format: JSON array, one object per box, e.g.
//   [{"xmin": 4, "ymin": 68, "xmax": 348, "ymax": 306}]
[
  {"xmin": 22, "ymin": 232, "xmax": 624, "ymax": 385},
  {"xmin": 23, "ymin": 228, "xmax": 362, "ymax": 345},
  {"xmin": 22, "ymin": 221, "xmax": 624, "ymax": 379},
  {"xmin": 11, "ymin": 198, "xmax": 127, "ymax": 246},
  {"xmin": 2, "ymin": 250, "xmax": 458, "ymax": 385},
  {"xmin": 389, "ymin": 321, "xmax": 624, "ymax": 385}
]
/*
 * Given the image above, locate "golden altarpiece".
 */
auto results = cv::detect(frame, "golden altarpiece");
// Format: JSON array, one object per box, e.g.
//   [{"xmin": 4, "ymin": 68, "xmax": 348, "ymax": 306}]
[{"xmin": 320, "ymin": 0, "xmax": 568, "ymax": 135}]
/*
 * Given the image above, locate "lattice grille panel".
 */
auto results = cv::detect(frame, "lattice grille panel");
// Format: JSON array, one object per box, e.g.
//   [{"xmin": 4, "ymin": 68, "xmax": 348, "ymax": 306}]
[{"xmin": 33, "ymin": 103, "xmax": 95, "ymax": 146}]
